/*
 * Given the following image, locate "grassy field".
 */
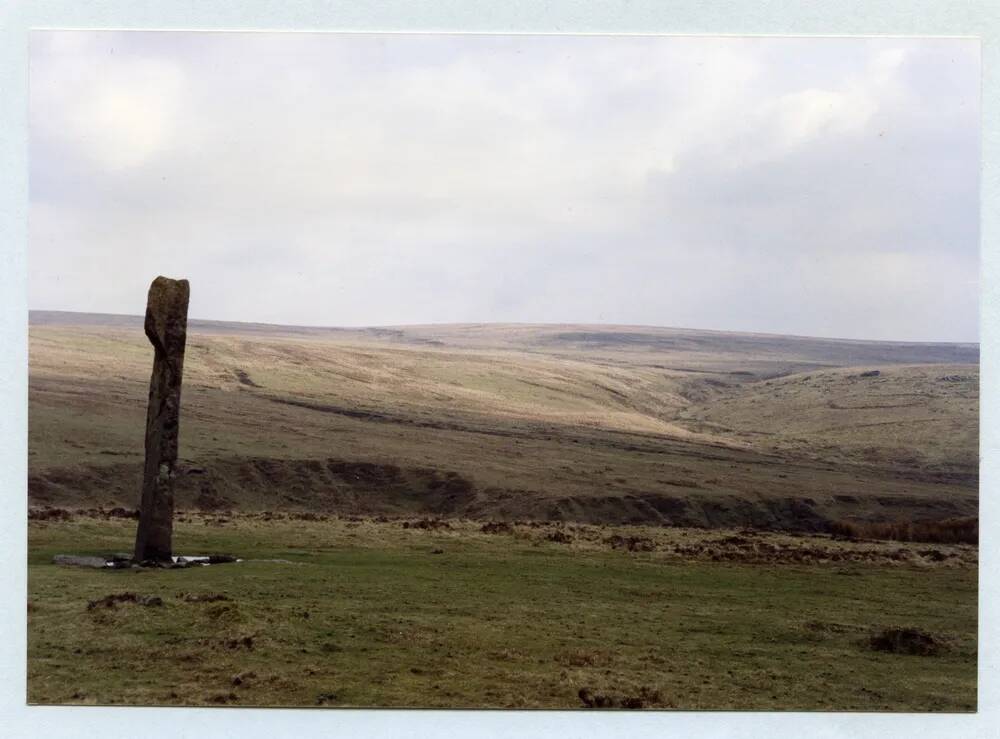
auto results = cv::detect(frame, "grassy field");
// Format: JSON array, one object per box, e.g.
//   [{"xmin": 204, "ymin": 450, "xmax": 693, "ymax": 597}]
[
  {"xmin": 28, "ymin": 514, "xmax": 976, "ymax": 710},
  {"xmin": 26, "ymin": 313, "xmax": 980, "ymax": 710}
]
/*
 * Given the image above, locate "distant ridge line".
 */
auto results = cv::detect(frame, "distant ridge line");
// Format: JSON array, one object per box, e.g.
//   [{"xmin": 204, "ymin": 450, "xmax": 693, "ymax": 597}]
[{"xmin": 28, "ymin": 309, "xmax": 980, "ymax": 349}]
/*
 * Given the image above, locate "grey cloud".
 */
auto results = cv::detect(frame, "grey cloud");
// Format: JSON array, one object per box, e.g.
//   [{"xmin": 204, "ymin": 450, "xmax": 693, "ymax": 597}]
[{"xmin": 29, "ymin": 32, "xmax": 980, "ymax": 341}]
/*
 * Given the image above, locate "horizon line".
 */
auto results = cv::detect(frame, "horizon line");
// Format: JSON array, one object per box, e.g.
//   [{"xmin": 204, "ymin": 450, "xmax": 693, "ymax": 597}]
[{"xmin": 27, "ymin": 308, "xmax": 982, "ymax": 348}]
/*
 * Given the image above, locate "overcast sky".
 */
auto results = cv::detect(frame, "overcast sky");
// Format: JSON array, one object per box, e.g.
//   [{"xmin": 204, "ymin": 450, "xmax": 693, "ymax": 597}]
[{"xmin": 29, "ymin": 32, "xmax": 980, "ymax": 342}]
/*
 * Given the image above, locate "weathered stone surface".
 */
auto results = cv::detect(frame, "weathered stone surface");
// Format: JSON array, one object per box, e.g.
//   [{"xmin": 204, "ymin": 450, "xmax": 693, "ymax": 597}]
[{"xmin": 134, "ymin": 276, "xmax": 190, "ymax": 562}]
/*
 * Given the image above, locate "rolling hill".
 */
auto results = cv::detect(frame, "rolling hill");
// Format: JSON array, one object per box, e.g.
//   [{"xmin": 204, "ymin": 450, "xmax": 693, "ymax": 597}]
[{"xmin": 28, "ymin": 311, "xmax": 979, "ymax": 530}]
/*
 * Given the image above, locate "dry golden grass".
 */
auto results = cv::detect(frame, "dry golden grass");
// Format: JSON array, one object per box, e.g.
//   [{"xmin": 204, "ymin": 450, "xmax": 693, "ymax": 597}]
[
  {"xmin": 28, "ymin": 315, "xmax": 978, "ymax": 529},
  {"xmin": 678, "ymin": 364, "xmax": 978, "ymax": 472}
]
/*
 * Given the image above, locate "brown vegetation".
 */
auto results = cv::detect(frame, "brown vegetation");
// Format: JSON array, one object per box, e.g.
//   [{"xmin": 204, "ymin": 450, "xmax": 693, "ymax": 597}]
[
  {"xmin": 87, "ymin": 592, "xmax": 164, "ymax": 610},
  {"xmin": 578, "ymin": 686, "xmax": 665, "ymax": 709},
  {"xmin": 869, "ymin": 627, "xmax": 945, "ymax": 656},
  {"xmin": 829, "ymin": 517, "xmax": 978, "ymax": 545}
]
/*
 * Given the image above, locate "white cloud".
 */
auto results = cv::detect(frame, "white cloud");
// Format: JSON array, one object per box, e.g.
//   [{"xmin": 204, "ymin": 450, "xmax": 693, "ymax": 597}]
[
  {"xmin": 32, "ymin": 36, "xmax": 183, "ymax": 171},
  {"xmin": 79, "ymin": 61, "xmax": 182, "ymax": 169},
  {"xmin": 772, "ymin": 87, "xmax": 875, "ymax": 149}
]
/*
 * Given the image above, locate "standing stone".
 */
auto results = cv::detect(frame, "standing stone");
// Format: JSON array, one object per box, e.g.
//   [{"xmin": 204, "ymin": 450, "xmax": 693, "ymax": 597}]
[{"xmin": 134, "ymin": 276, "xmax": 190, "ymax": 562}]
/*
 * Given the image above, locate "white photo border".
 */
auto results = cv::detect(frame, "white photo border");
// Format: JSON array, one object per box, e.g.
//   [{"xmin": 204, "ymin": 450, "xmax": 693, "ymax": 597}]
[{"xmin": 1, "ymin": 2, "xmax": 996, "ymax": 737}]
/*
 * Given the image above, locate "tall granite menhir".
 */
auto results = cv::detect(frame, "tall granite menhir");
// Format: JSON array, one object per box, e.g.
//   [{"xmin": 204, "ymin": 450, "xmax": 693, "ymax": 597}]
[{"xmin": 134, "ymin": 276, "xmax": 190, "ymax": 562}]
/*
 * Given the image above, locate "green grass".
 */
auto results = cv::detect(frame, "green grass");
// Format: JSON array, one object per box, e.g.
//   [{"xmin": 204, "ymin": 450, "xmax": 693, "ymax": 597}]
[{"xmin": 27, "ymin": 517, "xmax": 976, "ymax": 710}]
